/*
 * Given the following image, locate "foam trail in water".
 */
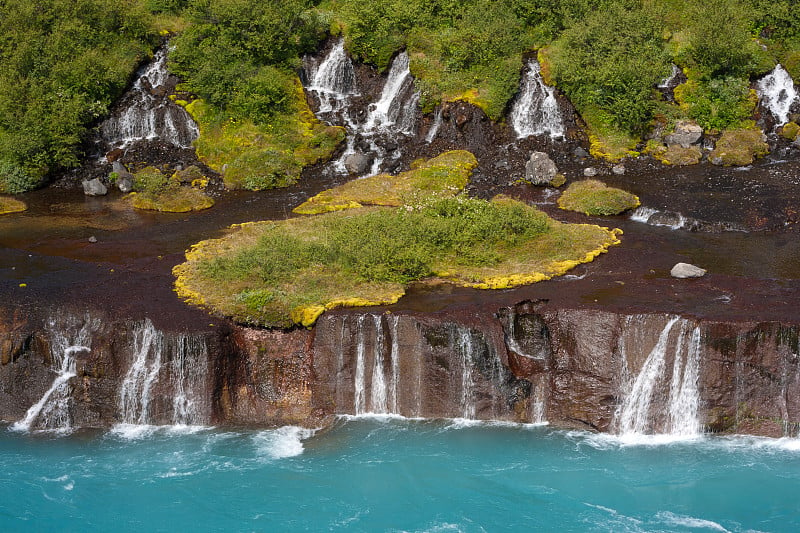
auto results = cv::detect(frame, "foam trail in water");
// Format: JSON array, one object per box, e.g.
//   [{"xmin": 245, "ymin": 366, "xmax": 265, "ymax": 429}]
[
  {"xmin": 756, "ymin": 64, "xmax": 799, "ymax": 126},
  {"xmin": 510, "ymin": 59, "xmax": 564, "ymax": 139},
  {"xmin": 253, "ymin": 426, "xmax": 316, "ymax": 459}
]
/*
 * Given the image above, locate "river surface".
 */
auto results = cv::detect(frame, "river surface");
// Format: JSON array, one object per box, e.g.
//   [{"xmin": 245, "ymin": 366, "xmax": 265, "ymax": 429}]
[{"xmin": 1, "ymin": 418, "xmax": 799, "ymax": 532}]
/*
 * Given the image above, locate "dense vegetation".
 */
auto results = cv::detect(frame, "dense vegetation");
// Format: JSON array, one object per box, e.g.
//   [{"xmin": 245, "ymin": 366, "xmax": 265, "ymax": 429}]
[
  {"xmin": 2, "ymin": 0, "xmax": 800, "ymax": 192},
  {"xmin": 0, "ymin": 0, "xmax": 158, "ymax": 193}
]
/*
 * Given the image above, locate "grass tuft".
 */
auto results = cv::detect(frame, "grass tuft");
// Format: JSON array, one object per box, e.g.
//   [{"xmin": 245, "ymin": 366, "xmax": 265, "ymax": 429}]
[{"xmin": 558, "ymin": 180, "xmax": 640, "ymax": 216}]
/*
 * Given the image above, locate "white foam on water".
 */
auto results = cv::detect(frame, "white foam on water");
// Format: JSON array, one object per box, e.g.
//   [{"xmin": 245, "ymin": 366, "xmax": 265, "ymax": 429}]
[
  {"xmin": 109, "ymin": 423, "xmax": 160, "ymax": 441},
  {"xmin": 756, "ymin": 64, "xmax": 799, "ymax": 126},
  {"xmin": 655, "ymin": 511, "xmax": 730, "ymax": 532},
  {"xmin": 253, "ymin": 426, "xmax": 316, "ymax": 459}
]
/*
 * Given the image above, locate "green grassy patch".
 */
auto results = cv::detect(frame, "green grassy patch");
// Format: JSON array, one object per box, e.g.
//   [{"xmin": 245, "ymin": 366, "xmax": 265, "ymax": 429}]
[
  {"xmin": 0, "ymin": 196, "xmax": 27, "ymax": 215},
  {"xmin": 709, "ymin": 128, "xmax": 769, "ymax": 166},
  {"xmin": 293, "ymin": 150, "xmax": 477, "ymax": 214},
  {"xmin": 558, "ymin": 179, "xmax": 640, "ymax": 216},
  {"xmin": 182, "ymin": 80, "xmax": 345, "ymax": 190},
  {"xmin": 175, "ymin": 195, "xmax": 621, "ymax": 328}
]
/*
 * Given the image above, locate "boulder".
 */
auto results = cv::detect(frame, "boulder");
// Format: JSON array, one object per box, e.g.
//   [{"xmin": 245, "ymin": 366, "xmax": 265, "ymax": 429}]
[
  {"xmin": 524, "ymin": 151, "xmax": 558, "ymax": 186},
  {"xmin": 583, "ymin": 167, "xmax": 598, "ymax": 177},
  {"xmin": 344, "ymin": 153, "xmax": 373, "ymax": 175},
  {"xmin": 670, "ymin": 262, "xmax": 706, "ymax": 278},
  {"xmin": 117, "ymin": 175, "xmax": 134, "ymax": 193},
  {"xmin": 611, "ymin": 164, "xmax": 625, "ymax": 175},
  {"xmin": 82, "ymin": 178, "xmax": 107, "ymax": 197},
  {"xmin": 573, "ymin": 147, "xmax": 590, "ymax": 158},
  {"xmin": 665, "ymin": 120, "xmax": 703, "ymax": 148}
]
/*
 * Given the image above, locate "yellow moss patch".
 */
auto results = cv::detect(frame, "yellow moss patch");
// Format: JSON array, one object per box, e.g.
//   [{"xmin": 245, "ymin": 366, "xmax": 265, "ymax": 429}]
[
  {"xmin": 293, "ymin": 150, "xmax": 478, "ymax": 214},
  {"xmin": 0, "ymin": 196, "xmax": 26, "ymax": 215},
  {"xmin": 130, "ymin": 187, "xmax": 214, "ymax": 212},
  {"xmin": 780, "ymin": 122, "xmax": 799, "ymax": 141},
  {"xmin": 647, "ymin": 143, "xmax": 702, "ymax": 166},
  {"xmin": 445, "ymin": 88, "xmax": 490, "ymax": 115},
  {"xmin": 558, "ymin": 180, "xmax": 640, "ymax": 216},
  {"xmin": 580, "ymin": 106, "xmax": 640, "ymax": 161}
]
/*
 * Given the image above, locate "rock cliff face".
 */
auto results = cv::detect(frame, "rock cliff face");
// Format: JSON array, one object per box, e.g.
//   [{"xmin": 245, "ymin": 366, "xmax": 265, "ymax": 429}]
[{"xmin": 2, "ymin": 301, "xmax": 799, "ymax": 437}]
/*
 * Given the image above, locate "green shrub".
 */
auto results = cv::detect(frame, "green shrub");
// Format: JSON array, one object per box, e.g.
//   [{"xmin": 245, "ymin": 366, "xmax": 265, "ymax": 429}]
[
  {"xmin": 558, "ymin": 179, "xmax": 640, "ymax": 216},
  {"xmin": 0, "ymin": 160, "xmax": 39, "ymax": 194},
  {"xmin": 674, "ymin": 77, "xmax": 756, "ymax": 131}
]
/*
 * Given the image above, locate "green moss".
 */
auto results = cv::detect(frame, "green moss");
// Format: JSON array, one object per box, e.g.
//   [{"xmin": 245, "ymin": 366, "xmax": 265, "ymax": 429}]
[
  {"xmin": 580, "ymin": 106, "xmax": 640, "ymax": 162},
  {"xmin": 181, "ymin": 78, "xmax": 345, "ymax": 191},
  {"xmin": 648, "ymin": 143, "xmax": 703, "ymax": 166},
  {"xmin": 780, "ymin": 121, "xmax": 800, "ymax": 141},
  {"xmin": 293, "ymin": 150, "xmax": 478, "ymax": 214},
  {"xmin": 129, "ymin": 166, "xmax": 213, "ymax": 212},
  {"xmin": 558, "ymin": 179, "xmax": 640, "ymax": 216},
  {"xmin": 709, "ymin": 128, "xmax": 769, "ymax": 166},
  {"xmin": 0, "ymin": 196, "xmax": 27, "ymax": 215},
  {"xmin": 175, "ymin": 195, "xmax": 621, "ymax": 328}
]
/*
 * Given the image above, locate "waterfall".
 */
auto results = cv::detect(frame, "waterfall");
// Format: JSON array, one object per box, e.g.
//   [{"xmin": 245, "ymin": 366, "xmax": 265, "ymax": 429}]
[
  {"xmin": 457, "ymin": 328, "xmax": 476, "ymax": 420},
  {"xmin": 11, "ymin": 316, "xmax": 95, "ymax": 432},
  {"xmin": 510, "ymin": 59, "xmax": 564, "ymax": 139},
  {"xmin": 303, "ymin": 45, "xmax": 420, "ymax": 177},
  {"xmin": 756, "ymin": 65, "xmax": 800, "ymax": 126},
  {"xmin": 615, "ymin": 317, "xmax": 703, "ymax": 437},
  {"xmin": 100, "ymin": 47, "xmax": 199, "ymax": 149},
  {"xmin": 657, "ymin": 64, "xmax": 681, "ymax": 89},
  {"xmin": 364, "ymin": 51, "xmax": 419, "ymax": 134},
  {"xmin": 119, "ymin": 319, "xmax": 163, "ymax": 425},
  {"xmin": 118, "ymin": 319, "xmax": 209, "ymax": 426},
  {"xmin": 425, "ymin": 107, "xmax": 443, "ymax": 143},
  {"xmin": 531, "ymin": 374, "xmax": 548, "ymax": 424},
  {"xmin": 351, "ymin": 314, "xmax": 400, "ymax": 415},
  {"xmin": 307, "ymin": 39, "xmax": 358, "ymax": 115}
]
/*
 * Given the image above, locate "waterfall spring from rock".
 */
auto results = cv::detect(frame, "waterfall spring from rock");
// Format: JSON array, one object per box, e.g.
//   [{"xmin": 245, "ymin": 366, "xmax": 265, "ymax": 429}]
[
  {"xmin": 100, "ymin": 47, "xmax": 199, "ymax": 149},
  {"xmin": 756, "ymin": 64, "xmax": 800, "ymax": 126},
  {"xmin": 510, "ymin": 59, "xmax": 564, "ymax": 139},
  {"xmin": 11, "ymin": 316, "xmax": 96, "ymax": 433},
  {"xmin": 304, "ymin": 43, "xmax": 419, "ymax": 176},
  {"xmin": 615, "ymin": 316, "xmax": 702, "ymax": 438}
]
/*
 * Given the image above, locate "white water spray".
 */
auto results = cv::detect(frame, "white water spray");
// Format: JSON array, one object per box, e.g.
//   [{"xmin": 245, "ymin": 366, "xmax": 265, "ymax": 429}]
[
  {"xmin": 510, "ymin": 59, "xmax": 564, "ymax": 139},
  {"xmin": 756, "ymin": 64, "xmax": 800, "ymax": 126}
]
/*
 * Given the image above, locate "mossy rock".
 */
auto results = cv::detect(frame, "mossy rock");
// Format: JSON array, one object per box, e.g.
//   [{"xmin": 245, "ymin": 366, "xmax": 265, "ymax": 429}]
[
  {"xmin": 558, "ymin": 179, "xmax": 640, "ymax": 216},
  {"xmin": 130, "ymin": 186, "xmax": 214, "ymax": 212},
  {"xmin": 0, "ymin": 196, "xmax": 26, "ymax": 215},
  {"xmin": 173, "ymin": 165, "xmax": 205, "ymax": 184},
  {"xmin": 650, "ymin": 144, "xmax": 702, "ymax": 166},
  {"xmin": 293, "ymin": 150, "xmax": 478, "ymax": 215},
  {"xmin": 709, "ymin": 129, "xmax": 769, "ymax": 166},
  {"xmin": 133, "ymin": 166, "xmax": 169, "ymax": 194},
  {"xmin": 779, "ymin": 122, "xmax": 799, "ymax": 141}
]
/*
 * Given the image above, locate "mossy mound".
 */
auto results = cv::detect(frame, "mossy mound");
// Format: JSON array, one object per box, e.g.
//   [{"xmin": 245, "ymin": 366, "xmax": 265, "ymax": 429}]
[
  {"xmin": 650, "ymin": 144, "xmax": 702, "ymax": 166},
  {"xmin": 293, "ymin": 150, "xmax": 478, "ymax": 215},
  {"xmin": 0, "ymin": 196, "xmax": 26, "ymax": 215},
  {"xmin": 558, "ymin": 180, "xmax": 640, "ymax": 216},
  {"xmin": 780, "ymin": 122, "xmax": 800, "ymax": 141},
  {"xmin": 580, "ymin": 107, "xmax": 640, "ymax": 162},
  {"xmin": 175, "ymin": 196, "xmax": 621, "ymax": 328},
  {"xmin": 182, "ymin": 78, "xmax": 345, "ymax": 191},
  {"xmin": 709, "ymin": 128, "xmax": 769, "ymax": 166},
  {"xmin": 129, "ymin": 166, "xmax": 213, "ymax": 212}
]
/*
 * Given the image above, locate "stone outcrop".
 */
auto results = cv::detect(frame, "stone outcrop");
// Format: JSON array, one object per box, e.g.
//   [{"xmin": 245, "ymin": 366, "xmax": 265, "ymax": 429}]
[
  {"xmin": 524, "ymin": 151, "xmax": 558, "ymax": 185},
  {"xmin": 665, "ymin": 120, "xmax": 703, "ymax": 148},
  {"xmin": 2, "ymin": 302, "xmax": 800, "ymax": 438},
  {"xmin": 671, "ymin": 262, "xmax": 706, "ymax": 278},
  {"xmin": 82, "ymin": 178, "xmax": 107, "ymax": 196}
]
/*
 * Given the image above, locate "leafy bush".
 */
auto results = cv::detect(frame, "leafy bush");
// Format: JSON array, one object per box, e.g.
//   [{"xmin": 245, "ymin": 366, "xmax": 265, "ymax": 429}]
[
  {"xmin": 0, "ymin": 160, "xmax": 40, "ymax": 194},
  {"xmin": 674, "ymin": 77, "xmax": 756, "ymax": 131}
]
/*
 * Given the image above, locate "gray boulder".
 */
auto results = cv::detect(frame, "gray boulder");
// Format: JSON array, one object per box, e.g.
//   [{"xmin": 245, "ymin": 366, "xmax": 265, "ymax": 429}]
[
  {"xmin": 612, "ymin": 164, "xmax": 626, "ymax": 175},
  {"xmin": 665, "ymin": 120, "xmax": 703, "ymax": 148},
  {"xmin": 524, "ymin": 151, "xmax": 558, "ymax": 185},
  {"xmin": 344, "ymin": 153, "xmax": 373, "ymax": 175},
  {"xmin": 670, "ymin": 262, "xmax": 706, "ymax": 278},
  {"xmin": 117, "ymin": 175, "xmax": 134, "ymax": 193},
  {"xmin": 82, "ymin": 178, "xmax": 107, "ymax": 197},
  {"xmin": 583, "ymin": 167, "xmax": 598, "ymax": 177}
]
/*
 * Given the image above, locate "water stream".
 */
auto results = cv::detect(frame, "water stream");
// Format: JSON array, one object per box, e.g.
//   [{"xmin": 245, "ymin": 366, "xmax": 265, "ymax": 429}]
[
  {"xmin": 756, "ymin": 64, "xmax": 800, "ymax": 126},
  {"xmin": 509, "ymin": 59, "xmax": 564, "ymax": 139}
]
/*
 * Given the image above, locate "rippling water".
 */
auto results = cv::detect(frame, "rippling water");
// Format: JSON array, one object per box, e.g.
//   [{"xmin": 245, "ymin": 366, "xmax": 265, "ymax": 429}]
[{"xmin": 2, "ymin": 418, "xmax": 799, "ymax": 532}]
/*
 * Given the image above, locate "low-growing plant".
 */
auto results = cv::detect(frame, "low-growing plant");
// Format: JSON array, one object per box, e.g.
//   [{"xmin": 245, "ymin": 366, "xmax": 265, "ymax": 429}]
[{"xmin": 558, "ymin": 179, "xmax": 640, "ymax": 216}]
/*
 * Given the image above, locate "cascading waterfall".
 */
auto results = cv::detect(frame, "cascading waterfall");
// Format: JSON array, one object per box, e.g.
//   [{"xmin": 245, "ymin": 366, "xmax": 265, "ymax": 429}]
[
  {"xmin": 425, "ymin": 107, "xmax": 444, "ymax": 144},
  {"xmin": 119, "ymin": 319, "xmax": 163, "ymax": 425},
  {"xmin": 457, "ymin": 328, "xmax": 476, "ymax": 420},
  {"xmin": 351, "ymin": 314, "xmax": 400, "ymax": 415},
  {"xmin": 756, "ymin": 64, "xmax": 800, "ymax": 126},
  {"xmin": 303, "ymin": 45, "xmax": 420, "ymax": 177},
  {"xmin": 510, "ymin": 59, "xmax": 564, "ymax": 139},
  {"xmin": 118, "ymin": 319, "xmax": 209, "ymax": 426},
  {"xmin": 657, "ymin": 64, "xmax": 681, "ymax": 89},
  {"xmin": 100, "ymin": 47, "xmax": 199, "ymax": 149},
  {"xmin": 531, "ymin": 374, "xmax": 548, "ymax": 424},
  {"xmin": 11, "ymin": 316, "xmax": 96, "ymax": 432},
  {"xmin": 615, "ymin": 316, "xmax": 703, "ymax": 436}
]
